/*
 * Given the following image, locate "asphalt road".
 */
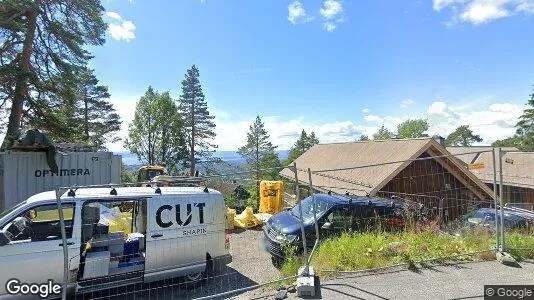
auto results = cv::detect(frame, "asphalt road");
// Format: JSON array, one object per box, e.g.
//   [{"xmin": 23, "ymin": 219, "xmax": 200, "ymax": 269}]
[{"xmin": 240, "ymin": 259, "xmax": 534, "ymax": 300}]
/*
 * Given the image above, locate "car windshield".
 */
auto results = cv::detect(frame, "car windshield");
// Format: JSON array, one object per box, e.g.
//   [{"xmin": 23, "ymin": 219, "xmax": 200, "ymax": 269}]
[{"xmin": 290, "ymin": 197, "xmax": 334, "ymax": 224}]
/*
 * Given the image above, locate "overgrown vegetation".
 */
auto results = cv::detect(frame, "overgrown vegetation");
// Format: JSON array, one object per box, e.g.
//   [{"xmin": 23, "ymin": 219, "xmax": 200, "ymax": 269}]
[{"xmin": 279, "ymin": 229, "xmax": 534, "ymax": 278}]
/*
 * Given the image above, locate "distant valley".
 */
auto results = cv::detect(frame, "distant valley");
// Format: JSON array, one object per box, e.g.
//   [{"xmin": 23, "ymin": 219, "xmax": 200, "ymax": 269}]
[{"xmin": 117, "ymin": 150, "xmax": 290, "ymax": 169}]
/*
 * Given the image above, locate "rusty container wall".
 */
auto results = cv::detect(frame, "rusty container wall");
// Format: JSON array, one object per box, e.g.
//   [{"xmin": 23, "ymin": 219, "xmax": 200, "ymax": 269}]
[{"xmin": 0, "ymin": 151, "xmax": 122, "ymax": 211}]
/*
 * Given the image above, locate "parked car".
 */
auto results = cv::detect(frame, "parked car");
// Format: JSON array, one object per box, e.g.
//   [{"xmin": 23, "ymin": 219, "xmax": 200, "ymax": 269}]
[
  {"xmin": 0, "ymin": 186, "xmax": 231, "ymax": 298},
  {"xmin": 465, "ymin": 207, "xmax": 533, "ymax": 231},
  {"xmin": 263, "ymin": 193, "xmax": 409, "ymax": 261}
]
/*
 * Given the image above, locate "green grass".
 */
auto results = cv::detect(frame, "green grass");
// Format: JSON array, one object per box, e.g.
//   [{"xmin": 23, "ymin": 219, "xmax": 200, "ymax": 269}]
[
  {"xmin": 505, "ymin": 232, "xmax": 534, "ymax": 260},
  {"xmin": 305, "ymin": 229, "xmax": 534, "ymax": 276},
  {"xmin": 278, "ymin": 227, "xmax": 534, "ymax": 277}
]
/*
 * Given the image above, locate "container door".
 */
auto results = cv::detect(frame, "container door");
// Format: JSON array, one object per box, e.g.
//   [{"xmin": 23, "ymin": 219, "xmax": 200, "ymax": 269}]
[{"xmin": 0, "ymin": 203, "xmax": 79, "ymax": 298}]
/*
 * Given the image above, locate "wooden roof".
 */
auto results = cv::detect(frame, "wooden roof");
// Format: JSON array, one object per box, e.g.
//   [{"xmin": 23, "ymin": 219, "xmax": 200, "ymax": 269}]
[
  {"xmin": 280, "ymin": 138, "xmax": 495, "ymax": 200},
  {"xmin": 446, "ymin": 146, "xmax": 518, "ymax": 165},
  {"xmin": 468, "ymin": 151, "xmax": 533, "ymax": 189}
]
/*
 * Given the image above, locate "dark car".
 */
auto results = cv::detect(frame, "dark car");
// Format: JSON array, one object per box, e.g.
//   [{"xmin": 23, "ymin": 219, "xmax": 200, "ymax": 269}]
[
  {"xmin": 263, "ymin": 194, "xmax": 408, "ymax": 260},
  {"xmin": 466, "ymin": 207, "xmax": 533, "ymax": 231}
]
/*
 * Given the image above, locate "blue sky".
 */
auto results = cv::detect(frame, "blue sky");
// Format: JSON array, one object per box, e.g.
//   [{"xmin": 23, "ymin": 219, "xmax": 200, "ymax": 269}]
[{"xmin": 93, "ymin": 0, "xmax": 534, "ymax": 151}]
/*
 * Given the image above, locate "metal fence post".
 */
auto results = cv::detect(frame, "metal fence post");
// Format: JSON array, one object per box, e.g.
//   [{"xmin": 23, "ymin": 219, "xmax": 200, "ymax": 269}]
[
  {"xmin": 492, "ymin": 148, "xmax": 500, "ymax": 251},
  {"xmin": 55, "ymin": 188, "xmax": 68, "ymax": 300},
  {"xmin": 293, "ymin": 162, "xmax": 308, "ymax": 271},
  {"xmin": 305, "ymin": 168, "xmax": 320, "ymax": 271},
  {"xmin": 498, "ymin": 148, "xmax": 505, "ymax": 251}
]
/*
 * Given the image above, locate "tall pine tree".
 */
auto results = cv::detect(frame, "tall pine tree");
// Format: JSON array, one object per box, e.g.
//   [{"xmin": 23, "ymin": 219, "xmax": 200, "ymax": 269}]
[
  {"xmin": 178, "ymin": 65, "xmax": 217, "ymax": 176},
  {"xmin": 238, "ymin": 116, "xmax": 277, "ymax": 180},
  {"xmin": 372, "ymin": 125, "xmax": 395, "ymax": 140},
  {"xmin": 0, "ymin": 0, "xmax": 107, "ymax": 148},
  {"xmin": 515, "ymin": 88, "xmax": 534, "ymax": 150},
  {"xmin": 76, "ymin": 69, "xmax": 121, "ymax": 149},
  {"xmin": 26, "ymin": 68, "xmax": 120, "ymax": 149},
  {"xmin": 286, "ymin": 129, "xmax": 320, "ymax": 163}
]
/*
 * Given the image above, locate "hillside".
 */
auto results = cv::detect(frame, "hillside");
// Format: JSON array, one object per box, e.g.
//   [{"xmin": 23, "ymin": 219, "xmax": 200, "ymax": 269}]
[{"xmin": 118, "ymin": 150, "xmax": 290, "ymax": 173}]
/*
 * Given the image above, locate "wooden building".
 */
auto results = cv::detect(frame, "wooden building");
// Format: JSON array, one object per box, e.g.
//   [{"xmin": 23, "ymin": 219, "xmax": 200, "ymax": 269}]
[
  {"xmin": 280, "ymin": 138, "xmax": 495, "ymax": 222},
  {"xmin": 449, "ymin": 147, "xmax": 534, "ymax": 210}
]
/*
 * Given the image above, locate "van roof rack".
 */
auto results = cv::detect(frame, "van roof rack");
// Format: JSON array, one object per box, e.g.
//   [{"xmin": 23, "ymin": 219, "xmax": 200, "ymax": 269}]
[{"xmin": 55, "ymin": 177, "xmax": 206, "ymax": 196}]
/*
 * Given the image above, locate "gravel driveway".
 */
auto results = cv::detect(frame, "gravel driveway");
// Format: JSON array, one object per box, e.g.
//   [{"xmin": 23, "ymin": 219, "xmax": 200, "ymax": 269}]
[{"xmin": 79, "ymin": 228, "xmax": 281, "ymax": 300}]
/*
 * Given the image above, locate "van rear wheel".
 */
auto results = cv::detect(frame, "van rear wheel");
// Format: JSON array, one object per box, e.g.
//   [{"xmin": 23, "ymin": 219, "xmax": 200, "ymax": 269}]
[
  {"xmin": 183, "ymin": 256, "xmax": 213, "ymax": 289},
  {"xmin": 183, "ymin": 271, "xmax": 205, "ymax": 289}
]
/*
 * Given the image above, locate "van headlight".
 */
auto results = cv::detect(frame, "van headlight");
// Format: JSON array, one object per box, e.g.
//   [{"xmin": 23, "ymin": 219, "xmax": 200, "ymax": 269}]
[{"xmin": 275, "ymin": 233, "xmax": 298, "ymax": 243}]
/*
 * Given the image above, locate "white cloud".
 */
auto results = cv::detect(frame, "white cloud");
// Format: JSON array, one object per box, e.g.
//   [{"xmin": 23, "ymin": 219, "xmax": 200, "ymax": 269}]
[
  {"xmin": 323, "ymin": 22, "xmax": 337, "ymax": 32},
  {"xmin": 105, "ymin": 94, "xmax": 139, "ymax": 152},
  {"xmin": 426, "ymin": 100, "xmax": 523, "ymax": 144},
  {"xmin": 214, "ymin": 116, "xmax": 379, "ymax": 151},
  {"xmin": 320, "ymin": 0, "xmax": 343, "ymax": 19},
  {"xmin": 106, "ymin": 11, "xmax": 122, "ymax": 20},
  {"xmin": 433, "ymin": 0, "xmax": 469, "ymax": 11},
  {"xmin": 517, "ymin": 1, "xmax": 534, "ymax": 12},
  {"xmin": 106, "ymin": 94, "xmax": 525, "ymax": 152},
  {"xmin": 320, "ymin": 0, "xmax": 344, "ymax": 31},
  {"xmin": 362, "ymin": 108, "xmax": 370, "ymax": 114},
  {"xmin": 105, "ymin": 12, "xmax": 136, "ymax": 41},
  {"xmin": 433, "ymin": 0, "xmax": 534, "ymax": 25},
  {"xmin": 364, "ymin": 115, "xmax": 383, "ymax": 123},
  {"xmin": 460, "ymin": 2, "xmax": 510, "ymax": 24},
  {"xmin": 288, "ymin": 1, "xmax": 313, "ymax": 24},
  {"xmin": 401, "ymin": 99, "xmax": 415, "ymax": 108}
]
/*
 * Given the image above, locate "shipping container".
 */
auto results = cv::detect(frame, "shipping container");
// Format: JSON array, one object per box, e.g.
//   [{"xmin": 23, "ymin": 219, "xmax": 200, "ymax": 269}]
[{"xmin": 0, "ymin": 151, "xmax": 121, "ymax": 212}]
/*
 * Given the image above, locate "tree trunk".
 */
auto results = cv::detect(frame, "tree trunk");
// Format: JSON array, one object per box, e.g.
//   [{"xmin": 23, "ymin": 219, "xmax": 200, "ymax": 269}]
[
  {"xmin": 190, "ymin": 97, "xmax": 196, "ymax": 176},
  {"xmin": 84, "ymin": 92, "xmax": 89, "ymax": 143},
  {"xmin": 1, "ymin": 9, "xmax": 38, "ymax": 150},
  {"xmin": 148, "ymin": 110, "xmax": 153, "ymax": 165},
  {"xmin": 255, "ymin": 136, "xmax": 260, "ymax": 180}
]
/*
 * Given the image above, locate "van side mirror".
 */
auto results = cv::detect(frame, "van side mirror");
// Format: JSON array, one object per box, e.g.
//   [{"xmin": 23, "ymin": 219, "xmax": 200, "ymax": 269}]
[
  {"xmin": 321, "ymin": 222, "xmax": 332, "ymax": 230},
  {"xmin": 0, "ymin": 230, "xmax": 10, "ymax": 246},
  {"xmin": 0, "ymin": 223, "xmax": 14, "ymax": 246},
  {"xmin": 1, "ymin": 217, "xmax": 29, "ymax": 243}
]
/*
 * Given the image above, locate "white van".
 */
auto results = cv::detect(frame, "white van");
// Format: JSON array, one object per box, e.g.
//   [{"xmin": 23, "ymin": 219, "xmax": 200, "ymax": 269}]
[{"xmin": 0, "ymin": 186, "xmax": 231, "ymax": 299}]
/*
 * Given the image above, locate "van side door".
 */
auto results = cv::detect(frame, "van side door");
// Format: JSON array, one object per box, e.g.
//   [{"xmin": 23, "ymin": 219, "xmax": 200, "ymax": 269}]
[
  {"xmin": 0, "ymin": 202, "xmax": 79, "ymax": 297},
  {"xmin": 145, "ymin": 194, "xmax": 213, "ymax": 281}
]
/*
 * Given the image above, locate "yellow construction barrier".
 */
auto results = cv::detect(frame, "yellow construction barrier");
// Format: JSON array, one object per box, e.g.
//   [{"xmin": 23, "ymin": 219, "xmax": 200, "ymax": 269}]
[
  {"xmin": 226, "ymin": 207, "xmax": 236, "ymax": 229},
  {"xmin": 259, "ymin": 181, "xmax": 284, "ymax": 214},
  {"xmin": 233, "ymin": 207, "xmax": 263, "ymax": 229}
]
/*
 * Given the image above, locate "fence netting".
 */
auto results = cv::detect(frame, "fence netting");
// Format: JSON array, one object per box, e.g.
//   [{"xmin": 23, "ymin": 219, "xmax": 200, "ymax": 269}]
[
  {"xmin": 498, "ymin": 150, "xmax": 534, "ymax": 261},
  {"xmin": 14, "ymin": 148, "xmax": 532, "ymax": 299}
]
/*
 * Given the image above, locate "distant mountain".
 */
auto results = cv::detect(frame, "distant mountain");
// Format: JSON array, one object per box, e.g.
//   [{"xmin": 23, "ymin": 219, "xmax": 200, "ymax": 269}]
[{"xmin": 116, "ymin": 150, "xmax": 290, "ymax": 167}]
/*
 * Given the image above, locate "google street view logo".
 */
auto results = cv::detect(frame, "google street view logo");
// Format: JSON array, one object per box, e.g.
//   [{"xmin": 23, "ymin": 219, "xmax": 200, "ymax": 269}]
[{"xmin": 5, "ymin": 279, "xmax": 62, "ymax": 298}]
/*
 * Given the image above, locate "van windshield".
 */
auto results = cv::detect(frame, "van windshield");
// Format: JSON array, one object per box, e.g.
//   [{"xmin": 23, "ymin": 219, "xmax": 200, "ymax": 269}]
[
  {"xmin": 0, "ymin": 201, "xmax": 27, "ymax": 220},
  {"xmin": 290, "ymin": 197, "xmax": 334, "ymax": 224}
]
